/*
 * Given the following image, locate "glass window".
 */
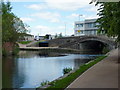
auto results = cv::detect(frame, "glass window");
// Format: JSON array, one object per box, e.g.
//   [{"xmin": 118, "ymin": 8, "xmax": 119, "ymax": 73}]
[
  {"xmin": 86, "ymin": 23, "xmax": 96, "ymax": 28},
  {"xmin": 76, "ymin": 24, "xmax": 83, "ymax": 27},
  {"xmin": 79, "ymin": 24, "xmax": 83, "ymax": 27},
  {"xmin": 76, "ymin": 24, "xmax": 79, "ymax": 27},
  {"xmin": 80, "ymin": 30, "xmax": 83, "ymax": 34}
]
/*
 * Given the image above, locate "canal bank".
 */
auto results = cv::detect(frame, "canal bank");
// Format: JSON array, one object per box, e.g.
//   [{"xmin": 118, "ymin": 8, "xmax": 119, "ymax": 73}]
[
  {"xmin": 40, "ymin": 55, "xmax": 107, "ymax": 89},
  {"xmin": 67, "ymin": 48, "xmax": 119, "ymax": 88},
  {"xmin": 38, "ymin": 48, "xmax": 119, "ymax": 89}
]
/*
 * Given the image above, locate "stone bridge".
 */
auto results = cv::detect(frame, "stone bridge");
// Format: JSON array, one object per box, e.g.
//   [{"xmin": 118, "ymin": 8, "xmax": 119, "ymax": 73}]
[{"xmin": 48, "ymin": 35, "xmax": 117, "ymax": 52}]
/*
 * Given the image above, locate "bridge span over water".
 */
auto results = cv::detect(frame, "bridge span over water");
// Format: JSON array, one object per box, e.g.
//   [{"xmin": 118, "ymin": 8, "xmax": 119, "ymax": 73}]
[
  {"xmin": 48, "ymin": 35, "xmax": 117, "ymax": 52},
  {"xmin": 21, "ymin": 35, "xmax": 117, "ymax": 52}
]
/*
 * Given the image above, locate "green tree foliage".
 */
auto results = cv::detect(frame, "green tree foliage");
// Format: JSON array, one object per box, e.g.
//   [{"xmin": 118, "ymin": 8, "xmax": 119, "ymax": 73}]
[
  {"xmin": 2, "ymin": 1, "xmax": 29, "ymax": 55},
  {"xmin": 2, "ymin": 1, "xmax": 29, "ymax": 44},
  {"xmin": 55, "ymin": 33, "xmax": 63, "ymax": 39},
  {"xmin": 95, "ymin": 2, "xmax": 120, "ymax": 42},
  {"xmin": 59, "ymin": 33, "xmax": 63, "ymax": 38},
  {"xmin": 55, "ymin": 33, "xmax": 58, "ymax": 39}
]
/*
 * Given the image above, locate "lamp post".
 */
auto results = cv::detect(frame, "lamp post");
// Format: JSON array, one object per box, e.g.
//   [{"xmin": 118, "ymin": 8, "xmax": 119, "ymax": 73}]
[
  {"xmin": 64, "ymin": 22, "xmax": 66, "ymax": 36},
  {"xmin": 62, "ymin": 21, "xmax": 68, "ymax": 37},
  {"xmin": 39, "ymin": 28, "xmax": 42, "ymax": 36},
  {"xmin": 78, "ymin": 14, "xmax": 83, "ymax": 21}
]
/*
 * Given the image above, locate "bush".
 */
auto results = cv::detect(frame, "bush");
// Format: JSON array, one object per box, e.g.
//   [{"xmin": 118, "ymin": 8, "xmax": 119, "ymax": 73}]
[
  {"xmin": 102, "ymin": 47, "xmax": 109, "ymax": 54},
  {"xmin": 41, "ymin": 80, "xmax": 50, "ymax": 86},
  {"xmin": 63, "ymin": 68, "xmax": 72, "ymax": 74},
  {"xmin": 12, "ymin": 43, "xmax": 19, "ymax": 55}
]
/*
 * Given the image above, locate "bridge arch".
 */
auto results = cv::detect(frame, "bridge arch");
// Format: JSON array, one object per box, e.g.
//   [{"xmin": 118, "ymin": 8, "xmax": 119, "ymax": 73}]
[
  {"xmin": 77, "ymin": 37, "xmax": 116, "ymax": 50},
  {"xmin": 59, "ymin": 35, "xmax": 117, "ymax": 52}
]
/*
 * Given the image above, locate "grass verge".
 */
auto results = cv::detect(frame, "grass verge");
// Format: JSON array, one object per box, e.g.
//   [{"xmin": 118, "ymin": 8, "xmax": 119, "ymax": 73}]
[
  {"xmin": 41, "ymin": 55, "xmax": 107, "ymax": 89},
  {"xmin": 18, "ymin": 41, "xmax": 32, "ymax": 44}
]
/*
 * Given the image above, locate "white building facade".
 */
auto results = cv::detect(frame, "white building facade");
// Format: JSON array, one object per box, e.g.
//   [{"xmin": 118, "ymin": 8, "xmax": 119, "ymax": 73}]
[{"xmin": 74, "ymin": 19, "xmax": 98, "ymax": 36}]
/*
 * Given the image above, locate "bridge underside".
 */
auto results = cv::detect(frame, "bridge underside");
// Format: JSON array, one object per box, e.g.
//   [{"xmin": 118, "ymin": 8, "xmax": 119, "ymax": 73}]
[
  {"xmin": 59, "ymin": 40, "xmax": 113, "ymax": 54},
  {"xmin": 71, "ymin": 40, "xmax": 107, "ymax": 54}
]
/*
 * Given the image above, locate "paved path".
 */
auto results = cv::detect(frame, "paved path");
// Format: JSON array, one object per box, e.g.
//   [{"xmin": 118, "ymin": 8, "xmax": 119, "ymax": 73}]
[
  {"xmin": 67, "ymin": 48, "xmax": 119, "ymax": 88},
  {"xmin": 17, "ymin": 41, "xmax": 37, "ymax": 48},
  {"xmin": 19, "ymin": 46, "xmax": 59, "ymax": 50}
]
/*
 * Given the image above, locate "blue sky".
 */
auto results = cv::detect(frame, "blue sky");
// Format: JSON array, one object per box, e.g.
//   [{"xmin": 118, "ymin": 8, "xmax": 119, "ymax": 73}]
[{"xmin": 9, "ymin": 0, "xmax": 99, "ymax": 36}]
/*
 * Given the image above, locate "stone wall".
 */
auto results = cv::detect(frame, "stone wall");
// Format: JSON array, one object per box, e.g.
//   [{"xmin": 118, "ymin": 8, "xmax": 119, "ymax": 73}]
[
  {"xmin": 48, "ymin": 35, "xmax": 117, "ymax": 53},
  {"xmin": 48, "ymin": 36, "xmax": 79, "ymax": 47}
]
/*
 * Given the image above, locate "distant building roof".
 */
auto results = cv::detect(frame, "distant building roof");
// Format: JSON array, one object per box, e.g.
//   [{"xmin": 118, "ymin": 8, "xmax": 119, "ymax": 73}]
[
  {"xmin": 75, "ymin": 19, "xmax": 97, "ymax": 24},
  {"xmin": 19, "ymin": 33, "xmax": 34, "ymax": 36}
]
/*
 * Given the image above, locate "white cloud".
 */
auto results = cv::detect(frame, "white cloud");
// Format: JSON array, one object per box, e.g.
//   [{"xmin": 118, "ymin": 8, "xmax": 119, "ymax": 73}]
[
  {"xmin": 35, "ymin": 25, "xmax": 50, "ymax": 30},
  {"xmin": 31, "ymin": 12, "xmax": 61, "ymax": 23},
  {"xmin": 58, "ymin": 26, "xmax": 65, "ymax": 29},
  {"xmin": 7, "ymin": 0, "xmax": 42, "ymax": 2},
  {"xmin": 20, "ymin": 17, "xmax": 34, "ymax": 22},
  {"xmin": 50, "ymin": 18, "xmax": 60, "ymax": 23},
  {"xmin": 83, "ymin": 5, "xmax": 99, "ymax": 13},
  {"xmin": 24, "ymin": 0, "xmax": 92, "ymax": 11},
  {"xmin": 45, "ymin": 0, "xmax": 92, "ymax": 11},
  {"xmin": 26, "ymin": 4, "xmax": 47, "ymax": 10},
  {"xmin": 83, "ymin": 14, "xmax": 99, "ymax": 19},
  {"xmin": 67, "ymin": 13, "xmax": 79, "ymax": 19},
  {"xmin": 30, "ymin": 25, "xmax": 74, "ymax": 36},
  {"xmin": 31, "ymin": 25, "xmax": 52, "ymax": 35}
]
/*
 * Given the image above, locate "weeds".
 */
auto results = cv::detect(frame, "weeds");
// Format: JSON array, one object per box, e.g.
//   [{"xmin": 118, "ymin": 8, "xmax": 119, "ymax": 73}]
[
  {"xmin": 63, "ymin": 68, "xmax": 72, "ymax": 74},
  {"xmin": 41, "ymin": 80, "xmax": 50, "ymax": 86}
]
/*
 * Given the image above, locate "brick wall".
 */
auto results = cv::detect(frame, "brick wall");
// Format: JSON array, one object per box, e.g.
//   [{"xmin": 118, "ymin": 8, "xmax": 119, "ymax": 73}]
[{"xmin": 3, "ymin": 42, "xmax": 14, "ymax": 54}]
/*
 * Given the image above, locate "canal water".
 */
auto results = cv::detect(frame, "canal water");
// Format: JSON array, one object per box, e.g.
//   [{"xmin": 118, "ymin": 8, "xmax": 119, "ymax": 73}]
[{"xmin": 3, "ymin": 50, "xmax": 103, "ymax": 88}]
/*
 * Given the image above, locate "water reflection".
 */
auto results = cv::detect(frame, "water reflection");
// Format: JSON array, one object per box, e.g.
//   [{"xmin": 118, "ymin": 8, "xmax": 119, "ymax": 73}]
[
  {"xmin": 2, "ymin": 57, "xmax": 14, "ymax": 88},
  {"xmin": 18, "ymin": 51, "xmax": 67, "ymax": 58},
  {"xmin": 3, "ymin": 51, "xmax": 103, "ymax": 88}
]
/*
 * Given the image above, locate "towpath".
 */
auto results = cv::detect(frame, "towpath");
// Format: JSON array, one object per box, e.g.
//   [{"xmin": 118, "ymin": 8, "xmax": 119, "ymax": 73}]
[{"xmin": 67, "ymin": 48, "xmax": 119, "ymax": 88}]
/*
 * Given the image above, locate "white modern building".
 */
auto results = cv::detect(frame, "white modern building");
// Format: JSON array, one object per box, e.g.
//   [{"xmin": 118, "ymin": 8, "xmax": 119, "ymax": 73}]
[{"xmin": 74, "ymin": 19, "xmax": 99, "ymax": 36}]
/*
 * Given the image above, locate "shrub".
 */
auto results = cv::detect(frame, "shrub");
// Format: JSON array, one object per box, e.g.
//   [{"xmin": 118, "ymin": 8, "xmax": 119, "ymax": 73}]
[
  {"xmin": 12, "ymin": 43, "xmax": 19, "ymax": 55},
  {"xmin": 41, "ymin": 80, "xmax": 50, "ymax": 86},
  {"xmin": 63, "ymin": 68, "xmax": 72, "ymax": 74},
  {"xmin": 102, "ymin": 47, "xmax": 109, "ymax": 54}
]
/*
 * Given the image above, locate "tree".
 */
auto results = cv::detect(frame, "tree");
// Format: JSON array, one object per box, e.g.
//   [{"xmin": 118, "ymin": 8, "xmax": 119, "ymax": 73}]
[
  {"xmin": 2, "ymin": 1, "xmax": 29, "ymax": 55},
  {"xmin": 55, "ymin": 33, "xmax": 58, "ymax": 39},
  {"xmin": 59, "ymin": 33, "xmax": 63, "ymax": 38},
  {"xmin": 94, "ymin": 2, "xmax": 120, "ymax": 42},
  {"xmin": 2, "ymin": 1, "xmax": 29, "ymax": 43}
]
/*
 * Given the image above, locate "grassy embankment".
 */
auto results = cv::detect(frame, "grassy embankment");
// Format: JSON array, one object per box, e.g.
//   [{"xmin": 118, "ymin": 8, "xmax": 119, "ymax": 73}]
[
  {"xmin": 18, "ymin": 41, "xmax": 32, "ymax": 44},
  {"xmin": 39, "ymin": 55, "xmax": 107, "ymax": 89}
]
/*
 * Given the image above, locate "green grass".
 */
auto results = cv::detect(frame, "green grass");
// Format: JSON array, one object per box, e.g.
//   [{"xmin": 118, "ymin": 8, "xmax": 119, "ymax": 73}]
[
  {"xmin": 42, "ymin": 55, "xmax": 107, "ymax": 89},
  {"xmin": 19, "ymin": 41, "xmax": 32, "ymax": 44}
]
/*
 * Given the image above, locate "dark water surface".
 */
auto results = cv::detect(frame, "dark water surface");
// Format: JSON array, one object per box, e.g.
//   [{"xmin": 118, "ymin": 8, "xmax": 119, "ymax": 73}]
[{"xmin": 3, "ymin": 51, "xmax": 103, "ymax": 88}]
